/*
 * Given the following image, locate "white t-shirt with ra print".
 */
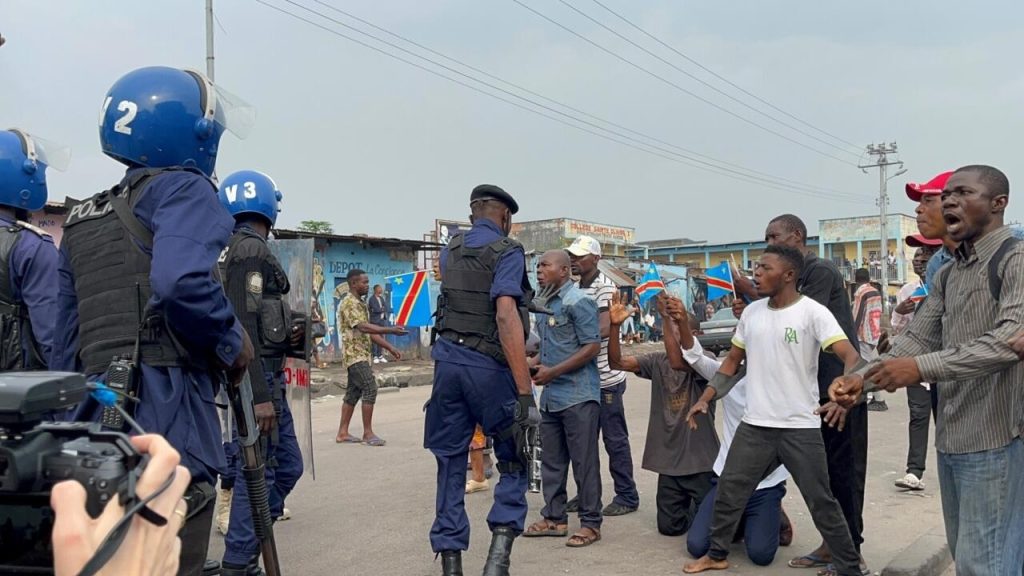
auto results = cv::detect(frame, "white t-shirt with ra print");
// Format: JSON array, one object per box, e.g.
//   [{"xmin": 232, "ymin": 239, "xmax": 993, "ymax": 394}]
[
  {"xmin": 578, "ymin": 273, "xmax": 626, "ymax": 389},
  {"xmin": 731, "ymin": 296, "xmax": 848, "ymax": 429}
]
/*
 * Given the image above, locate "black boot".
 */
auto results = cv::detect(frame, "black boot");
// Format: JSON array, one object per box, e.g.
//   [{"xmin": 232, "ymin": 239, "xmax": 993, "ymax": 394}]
[
  {"xmin": 221, "ymin": 561, "xmax": 264, "ymax": 576},
  {"xmin": 481, "ymin": 527, "xmax": 516, "ymax": 576},
  {"xmin": 441, "ymin": 550, "xmax": 463, "ymax": 576}
]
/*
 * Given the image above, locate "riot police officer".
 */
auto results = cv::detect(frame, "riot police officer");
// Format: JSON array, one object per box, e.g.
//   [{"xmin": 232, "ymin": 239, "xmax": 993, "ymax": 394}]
[
  {"xmin": 0, "ymin": 128, "xmax": 65, "ymax": 370},
  {"xmin": 426, "ymin": 184, "xmax": 539, "ymax": 576},
  {"xmin": 217, "ymin": 170, "xmax": 304, "ymax": 576},
  {"xmin": 51, "ymin": 66, "xmax": 256, "ymax": 576}
]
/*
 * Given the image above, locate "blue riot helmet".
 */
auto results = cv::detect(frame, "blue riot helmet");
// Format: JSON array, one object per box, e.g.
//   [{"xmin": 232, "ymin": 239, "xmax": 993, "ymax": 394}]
[
  {"xmin": 217, "ymin": 170, "xmax": 283, "ymax": 227},
  {"xmin": 0, "ymin": 128, "xmax": 71, "ymax": 212},
  {"xmin": 99, "ymin": 66, "xmax": 255, "ymax": 178}
]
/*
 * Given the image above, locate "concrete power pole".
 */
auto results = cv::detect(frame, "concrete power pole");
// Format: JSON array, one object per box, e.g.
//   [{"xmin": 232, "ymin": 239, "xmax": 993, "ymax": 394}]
[
  {"xmin": 859, "ymin": 143, "xmax": 903, "ymax": 313},
  {"xmin": 206, "ymin": 0, "xmax": 215, "ymax": 81}
]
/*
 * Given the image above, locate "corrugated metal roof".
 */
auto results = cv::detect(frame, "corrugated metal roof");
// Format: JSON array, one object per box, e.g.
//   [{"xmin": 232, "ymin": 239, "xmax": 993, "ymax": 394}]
[
  {"xmin": 597, "ymin": 260, "xmax": 636, "ymax": 287},
  {"xmin": 273, "ymin": 228, "xmax": 441, "ymax": 250}
]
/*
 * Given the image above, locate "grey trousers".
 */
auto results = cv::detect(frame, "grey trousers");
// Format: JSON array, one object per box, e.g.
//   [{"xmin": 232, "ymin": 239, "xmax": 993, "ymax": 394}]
[
  {"xmin": 540, "ymin": 401, "xmax": 603, "ymax": 530},
  {"xmin": 709, "ymin": 423, "xmax": 861, "ymax": 576}
]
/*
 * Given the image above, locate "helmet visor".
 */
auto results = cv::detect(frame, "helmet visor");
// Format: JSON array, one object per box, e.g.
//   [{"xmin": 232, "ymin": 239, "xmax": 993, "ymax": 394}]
[
  {"xmin": 10, "ymin": 129, "xmax": 72, "ymax": 172},
  {"xmin": 212, "ymin": 84, "xmax": 256, "ymax": 140}
]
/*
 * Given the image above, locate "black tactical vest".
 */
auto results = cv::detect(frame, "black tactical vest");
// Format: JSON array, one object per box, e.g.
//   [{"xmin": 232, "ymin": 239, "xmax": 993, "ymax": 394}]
[
  {"xmin": 435, "ymin": 235, "xmax": 531, "ymax": 365},
  {"xmin": 0, "ymin": 224, "xmax": 45, "ymax": 370},
  {"xmin": 218, "ymin": 229, "xmax": 293, "ymax": 361},
  {"xmin": 62, "ymin": 168, "xmax": 203, "ymax": 376}
]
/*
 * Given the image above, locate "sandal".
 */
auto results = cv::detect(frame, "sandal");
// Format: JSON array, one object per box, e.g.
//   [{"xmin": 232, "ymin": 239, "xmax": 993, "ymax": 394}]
[
  {"xmin": 523, "ymin": 518, "xmax": 568, "ymax": 537},
  {"xmin": 364, "ymin": 436, "xmax": 387, "ymax": 447},
  {"xmin": 565, "ymin": 527, "xmax": 601, "ymax": 548},
  {"xmin": 816, "ymin": 564, "xmax": 871, "ymax": 576},
  {"xmin": 788, "ymin": 553, "xmax": 830, "ymax": 568}
]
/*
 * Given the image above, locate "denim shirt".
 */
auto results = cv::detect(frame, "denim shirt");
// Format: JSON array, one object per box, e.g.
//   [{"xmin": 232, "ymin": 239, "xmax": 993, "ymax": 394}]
[
  {"xmin": 536, "ymin": 280, "xmax": 601, "ymax": 412},
  {"xmin": 924, "ymin": 247, "xmax": 953, "ymax": 293}
]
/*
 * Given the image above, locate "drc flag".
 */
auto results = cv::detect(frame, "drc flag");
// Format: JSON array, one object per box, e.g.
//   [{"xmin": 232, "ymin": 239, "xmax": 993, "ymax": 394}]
[
  {"xmin": 706, "ymin": 261, "xmax": 735, "ymax": 301},
  {"xmin": 909, "ymin": 283, "xmax": 928, "ymax": 304},
  {"xmin": 636, "ymin": 262, "xmax": 665, "ymax": 307},
  {"xmin": 388, "ymin": 270, "xmax": 432, "ymax": 327}
]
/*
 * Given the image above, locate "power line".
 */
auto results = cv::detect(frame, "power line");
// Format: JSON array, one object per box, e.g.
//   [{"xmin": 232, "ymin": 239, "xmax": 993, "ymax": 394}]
[
  {"xmin": 589, "ymin": 0, "xmax": 861, "ymax": 150},
  {"xmin": 557, "ymin": 0, "xmax": 860, "ymax": 159},
  {"xmin": 252, "ymin": 0, "xmax": 867, "ymax": 203},
  {"xmin": 565, "ymin": 0, "xmax": 860, "ymax": 156},
  {"xmin": 511, "ymin": 0, "xmax": 859, "ymax": 167},
  {"xmin": 310, "ymin": 0, "xmax": 858, "ymax": 199}
]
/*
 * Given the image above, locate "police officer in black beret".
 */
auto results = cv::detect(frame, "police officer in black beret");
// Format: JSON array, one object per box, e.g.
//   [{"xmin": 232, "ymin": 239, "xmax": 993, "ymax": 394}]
[{"xmin": 425, "ymin": 185, "xmax": 539, "ymax": 575}]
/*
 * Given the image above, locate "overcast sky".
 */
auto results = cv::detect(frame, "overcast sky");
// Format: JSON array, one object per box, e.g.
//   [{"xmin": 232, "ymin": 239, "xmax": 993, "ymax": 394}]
[{"xmin": 3, "ymin": 1, "xmax": 1022, "ymax": 243}]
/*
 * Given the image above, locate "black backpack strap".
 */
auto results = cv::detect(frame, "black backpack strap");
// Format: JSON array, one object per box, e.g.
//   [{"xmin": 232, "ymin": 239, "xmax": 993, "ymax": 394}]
[{"xmin": 988, "ymin": 236, "xmax": 1020, "ymax": 301}]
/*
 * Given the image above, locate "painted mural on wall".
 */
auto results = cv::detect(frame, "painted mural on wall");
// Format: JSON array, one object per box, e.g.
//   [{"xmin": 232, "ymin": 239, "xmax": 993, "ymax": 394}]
[{"xmin": 311, "ymin": 242, "xmax": 421, "ymax": 363}]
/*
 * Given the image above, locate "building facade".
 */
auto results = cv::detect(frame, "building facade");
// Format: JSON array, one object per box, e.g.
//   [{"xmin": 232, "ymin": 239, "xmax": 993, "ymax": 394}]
[
  {"xmin": 626, "ymin": 214, "xmax": 919, "ymax": 296},
  {"xmin": 510, "ymin": 218, "xmax": 635, "ymax": 257}
]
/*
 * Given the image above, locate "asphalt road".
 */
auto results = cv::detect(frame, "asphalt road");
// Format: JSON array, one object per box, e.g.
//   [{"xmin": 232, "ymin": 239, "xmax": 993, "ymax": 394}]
[{"xmin": 209, "ymin": 373, "xmax": 945, "ymax": 576}]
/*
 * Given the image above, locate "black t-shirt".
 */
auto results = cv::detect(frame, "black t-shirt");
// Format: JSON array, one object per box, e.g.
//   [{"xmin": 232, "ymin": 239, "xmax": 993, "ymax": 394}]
[
  {"xmin": 798, "ymin": 253, "xmax": 858, "ymax": 398},
  {"xmin": 635, "ymin": 352, "xmax": 720, "ymax": 477}
]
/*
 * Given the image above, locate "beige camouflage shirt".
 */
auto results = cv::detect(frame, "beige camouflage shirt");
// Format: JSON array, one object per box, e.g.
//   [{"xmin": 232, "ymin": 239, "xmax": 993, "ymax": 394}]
[{"xmin": 339, "ymin": 293, "xmax": 372, "ymax": 368}]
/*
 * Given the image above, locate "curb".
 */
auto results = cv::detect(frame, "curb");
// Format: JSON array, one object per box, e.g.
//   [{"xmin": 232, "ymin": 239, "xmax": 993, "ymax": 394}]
[{"xmin": 882, "ymin": 526, "xmax": 951, "ymax": 576}]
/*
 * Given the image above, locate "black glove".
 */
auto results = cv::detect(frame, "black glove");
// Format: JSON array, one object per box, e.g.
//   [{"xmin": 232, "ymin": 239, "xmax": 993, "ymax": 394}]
[
  {"xmin": 516, "ymin": 393, "xmax": 541, "ymax": 427},
  {"xmin": 528, "ymin": 284, "xmax": 558, "ymax": 315}
]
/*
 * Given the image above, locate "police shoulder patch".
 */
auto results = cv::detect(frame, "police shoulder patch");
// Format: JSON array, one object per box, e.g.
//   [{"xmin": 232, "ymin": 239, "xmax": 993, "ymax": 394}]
[
  {"xmin": 247, "ymin": 271, "xmax": 264, "ymax": 294},
  {"xmin": 15, "ymin": 220, "xmax": 52, "ymax": 238}
]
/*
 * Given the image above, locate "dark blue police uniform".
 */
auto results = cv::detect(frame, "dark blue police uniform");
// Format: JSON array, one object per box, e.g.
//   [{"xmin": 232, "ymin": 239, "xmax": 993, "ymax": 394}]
[
  {"xmin": 52, "ymin": 168, "xmax": 242, "ymax": 485},
  {"xmin": 220, "ymin": 222, "xmax": 304, "ymax": 567},
  {"xmin": 0, "ymin": 216, "xmax": 59, "ymax": 366},
  {"xmin": 425, "ymin": 218, "xmax": 528, "ymax": 553}
]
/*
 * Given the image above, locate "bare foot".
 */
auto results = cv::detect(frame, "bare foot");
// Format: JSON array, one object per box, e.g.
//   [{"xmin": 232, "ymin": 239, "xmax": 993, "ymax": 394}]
[{"xmin": 683, "ymin": 556, "xmax": 728, "ymax": 573}]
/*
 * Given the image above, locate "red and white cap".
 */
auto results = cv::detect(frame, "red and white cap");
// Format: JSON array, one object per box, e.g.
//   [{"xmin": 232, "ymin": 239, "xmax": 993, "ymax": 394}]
[{"xmin": 905, "ymin": 171, "xmax": 953, "ymax": 202}]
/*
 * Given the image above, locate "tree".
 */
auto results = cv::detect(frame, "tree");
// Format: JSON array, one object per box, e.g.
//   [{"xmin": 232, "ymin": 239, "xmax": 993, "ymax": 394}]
[{"xmin": 298, "ymin": 220, "xmax": 334, "ymax": 234}]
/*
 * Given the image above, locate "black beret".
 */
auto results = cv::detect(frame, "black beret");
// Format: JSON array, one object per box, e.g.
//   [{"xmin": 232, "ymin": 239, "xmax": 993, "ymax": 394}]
[{"xmin": 470, "ymin": 184, "xmax": 519, "ymax": 215}]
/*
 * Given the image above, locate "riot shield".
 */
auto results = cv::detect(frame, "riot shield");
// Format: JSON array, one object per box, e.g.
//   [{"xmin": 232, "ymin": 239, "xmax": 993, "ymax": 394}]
[{"xmin": 269, "ymin": 238, "xmax": 316, "ymax": 479}]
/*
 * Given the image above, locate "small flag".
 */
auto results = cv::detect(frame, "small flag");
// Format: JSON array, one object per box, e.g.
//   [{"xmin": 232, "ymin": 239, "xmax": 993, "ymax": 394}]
[
  {"xmin": 909, "ymin": 283, "xmax": 928, "ymax": 304},
  {"xmin": 706, "ymin": 261, "xmax": 735, "ymax": 301},
  {"xmin": 388, "ymin": 270, "xmax": 432, "ymax": 327},
  {"xmin": 636, "ymin": 263, "xmax": 665, "ymax": 306}
]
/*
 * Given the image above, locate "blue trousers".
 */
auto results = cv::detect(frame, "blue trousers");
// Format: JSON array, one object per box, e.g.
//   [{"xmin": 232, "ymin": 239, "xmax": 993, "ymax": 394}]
[
  {"xmin": 224, "ymin": 372, "xmax": 304, "ymax": 566},
  {"xmin": 424, "ymin": 360, "xmax": 528, "ymax": 553},
  {"xmin": 687, "ymin": 476, "xmax": 786, "ymax": 566},
  {"xmin": 599, "ymin": 381, "xmax": 640, "ymax": 508},
  {"xmin": 937, "ymin": 436, "xmax": 1024, "ymax": 576}
]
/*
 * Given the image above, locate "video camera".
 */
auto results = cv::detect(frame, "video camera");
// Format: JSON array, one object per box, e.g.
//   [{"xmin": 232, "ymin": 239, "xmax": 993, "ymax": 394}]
[{"xmin": 0, "ymin": 372, "xmax": 147, "ymax": 574}]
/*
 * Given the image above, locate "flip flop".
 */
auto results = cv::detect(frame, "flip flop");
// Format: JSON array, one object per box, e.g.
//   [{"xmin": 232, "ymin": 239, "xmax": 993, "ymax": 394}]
[
  {"xmin": 335, "ymin": 436, "xmax": 362, "ymax": 444},
  {"xmin": 788, "ymin": 554, "xmax": 830, "ymax": 569},
  {"xmin": 364, "ymin": 436, "xmax": 387, "ymax": 447}
]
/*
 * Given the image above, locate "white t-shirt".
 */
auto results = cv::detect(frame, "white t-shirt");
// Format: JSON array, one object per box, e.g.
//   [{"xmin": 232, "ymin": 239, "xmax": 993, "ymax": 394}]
[
  {"xmin": 732, "ymin": 296, "xmax": 848, "ymax": 429},
  {"xmin": 682, "ymin": 339, "xmax": 790, "ymax": 490}
]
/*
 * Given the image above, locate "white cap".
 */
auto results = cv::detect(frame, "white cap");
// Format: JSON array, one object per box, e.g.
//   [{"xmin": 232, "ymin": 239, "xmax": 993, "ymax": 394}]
[{"xmin": 567, "ymin": 235, "xmax": 602, "ymax": 257}]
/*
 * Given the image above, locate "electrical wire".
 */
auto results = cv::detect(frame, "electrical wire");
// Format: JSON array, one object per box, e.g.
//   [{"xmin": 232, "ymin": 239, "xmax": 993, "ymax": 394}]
[
  {"xmin": 510, "ymin": 0, "xmax": 859, "ymax": 167},
  {"xmin": 587, "ymin": 0, "xmax": 863, "ymax": 150},
  {"xmin": 254, "ymin": 0, "xmax": 867, "ymax": 203},
  {"xmin": 311, "ymin": 0, "xmax": 859, "ymax": 198}
]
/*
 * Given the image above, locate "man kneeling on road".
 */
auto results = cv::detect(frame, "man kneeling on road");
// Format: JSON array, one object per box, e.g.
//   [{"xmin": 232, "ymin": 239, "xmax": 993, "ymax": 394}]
[{"xmin": 607, "ymin": 292, "xmax": 719, "ymax": 537}]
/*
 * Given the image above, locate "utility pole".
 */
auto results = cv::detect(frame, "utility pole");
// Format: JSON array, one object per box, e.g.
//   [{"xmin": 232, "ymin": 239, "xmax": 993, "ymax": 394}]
[
  {"xmin": 205, "ymin": 0, "xmax": 215, "ymax": 81},
  {"xmin": 859, "ymin": 143, "xmax": 903, "ymax": 314}
]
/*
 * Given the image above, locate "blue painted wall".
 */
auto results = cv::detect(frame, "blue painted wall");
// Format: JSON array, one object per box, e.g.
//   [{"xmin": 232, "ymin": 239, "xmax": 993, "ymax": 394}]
[{"xmin": 311, "ymin": 241, "xmax": 422, "ymax": 363}]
